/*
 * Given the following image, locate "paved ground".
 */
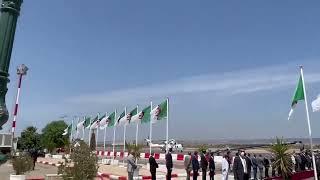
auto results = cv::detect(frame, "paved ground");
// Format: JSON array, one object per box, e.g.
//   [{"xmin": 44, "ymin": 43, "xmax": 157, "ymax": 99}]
[{"xmin": 0, "ymin": 161, "xmax": 58, "ymax": 180}]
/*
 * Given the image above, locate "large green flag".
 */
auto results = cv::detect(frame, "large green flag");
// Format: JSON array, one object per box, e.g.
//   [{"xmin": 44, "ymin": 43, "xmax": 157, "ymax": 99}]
[
  {"xmin": 288, "ymin": 75, "xmax": 305, "ymax": 120},
  {"xmin": 151, "ymin": 100, "xmax": 168, "ymax": 123},
  {"xmin": 83, "ymin": 116, "xmax": 91, "ymax": 128},
  {"xmin": 140, "ymin": 105, "xmax": 151, "ymax": 124},
  {"xmin": 107, "ymin": 111, "xmax": 116, "ymax": 127}
]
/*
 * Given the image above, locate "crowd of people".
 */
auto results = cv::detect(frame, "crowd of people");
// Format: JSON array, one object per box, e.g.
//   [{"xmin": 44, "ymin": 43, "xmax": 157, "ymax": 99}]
[{"xmin": 126, "ymin": 148, "xmax": 320, "ymax": 180}]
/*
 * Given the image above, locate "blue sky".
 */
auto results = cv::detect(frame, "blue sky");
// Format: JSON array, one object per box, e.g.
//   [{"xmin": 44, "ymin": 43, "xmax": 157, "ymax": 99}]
[{"xmin": 2, "ymin": 0, "xmax": 320, "ymax": 140}]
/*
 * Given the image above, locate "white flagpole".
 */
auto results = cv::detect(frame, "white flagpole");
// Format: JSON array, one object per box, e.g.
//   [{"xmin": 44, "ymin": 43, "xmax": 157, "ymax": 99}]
[
  {"xmin": 123, "ymin": 107, "xmax": 127, "ymax": 164},
  {"xmin": 166, "ymin": 98, "xmax": 169, "ymax": 153},
  {"xmin": 70, "ymin": 117, "xmax": 74, "ymax": 144},
  {"xmin": 135, "ymin": 105, "xmax": 139, "ymax": 146},
  {"xmin": 96, "ymin": 113, "xmax": 99, "ymax": 150},
  {"xmin": 300, "ymin": 66, "xmax": 318, "ymax": 180},
  {"xmin": 150, "ymin": 101, "xmax": 153, "ymax": 155},
  {"xmin": 82, "ymin": 116, "xmax": 85, "ymax": 141},
  {"xmin": 88, "ymin": 115, "xmax": 92, "ymax": 147},
  {"xmin": 112, "ymin": 110, "xmax": 117, "ymax": 160},
  {"xmin": 103, "ymin": 112, "xmax": 107, "ymax": 151}
]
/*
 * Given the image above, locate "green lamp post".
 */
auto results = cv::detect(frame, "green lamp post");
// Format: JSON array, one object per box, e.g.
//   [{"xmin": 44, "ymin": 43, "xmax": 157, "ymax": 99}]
[{"xmin": 0, "ymin": 0, "xmax": 23, "ymax": 129}]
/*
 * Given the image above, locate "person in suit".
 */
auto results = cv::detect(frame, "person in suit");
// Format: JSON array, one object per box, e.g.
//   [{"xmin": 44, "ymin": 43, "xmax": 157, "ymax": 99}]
[
  {"xmin": 222, "ymin": 155, "xmax": 229, "ymax": 180},
  {"xmin": 192, "ymin": 151, "xmax": 200, "ymax": 180},
  {"xmin": 252, "ymin": 154, "xmax": 258, "ymax": 180},
  {"xmin": 263, "ymin": 156, "xmax": 270, "ymax": 178},
  {"xmin": 149, "ymin": 152, "xmax": 158, "ymax": 180},
  {"xmin": 200, "ymin": 151, "xmax": 209, "ymax": 180},
  {"xmin": 184, "ymin": 152, "xmax": 192, "ymax": 180},
  {"xmin": 245, "ymin": 153, "xmax": 252, "ymax": 180},
  {"xmin": 127, "ymin": 152, "xmax": 137, "ymax": 180},
  {"xmin": 165, "ymin": 148, "xmax": 173, "ymax": 180},
  {"xmin": 257, "ymin": 154, "xmax": 264, "ymax": 179},
  {"xmin": 209, "ymin": 152, "xmax": 215, "ymax": 180},
  {"xmin": 233, "ymin": 150, "xmax": 249, "ymax": 180}
]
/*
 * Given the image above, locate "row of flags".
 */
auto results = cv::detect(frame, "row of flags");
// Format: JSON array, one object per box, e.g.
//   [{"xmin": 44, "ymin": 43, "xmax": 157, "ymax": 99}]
[{"xmin": 62, "ymin": 99, "xmax": 168, "ymax": 136}]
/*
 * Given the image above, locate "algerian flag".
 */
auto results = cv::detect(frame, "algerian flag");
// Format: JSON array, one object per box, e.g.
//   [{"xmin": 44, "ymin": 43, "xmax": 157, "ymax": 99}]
[
  {"xmin": 62, "ymin": 125, "xmax": 72, "ymax": 136},
  {"xmin": 83, "ymin": 116, "xmax": 91, "ymax": 129},
  {"xmin": 89, "ymin": 115, "xmax": 99, "ymax": 129},
  {"xmin": 99, "ymin": 113, "xmax": 109, "ymax": 129},
  {"xmin": 125, "ymin": 107, "xmax": 138, "ymax": 125},
  {"xmin": 150, "ymin": 100, "xmax": 168, "ymax": 123},
  {"xmin": 107, "ymin": 111, "xmax": 116, "ymax": 127},
  {"xmin": 137, "ymin": 106, "xmax": 151, "ymax": 124},
  {"xmin": 288, "ymin": 76, "xmax": 305, "ymax": 120},
  {"xmin": 116, "ymin": 110, "xmax": 126, "ymax": 126},
  {"xmin": 312, "ymin": 95, "xmax": 320, "ymax": 112}
]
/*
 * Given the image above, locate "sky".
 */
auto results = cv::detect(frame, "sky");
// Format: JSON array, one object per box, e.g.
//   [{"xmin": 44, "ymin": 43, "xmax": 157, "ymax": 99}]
[{"xmin": 1, "ymin": 0, "xmax": 320, "ymax": 141}]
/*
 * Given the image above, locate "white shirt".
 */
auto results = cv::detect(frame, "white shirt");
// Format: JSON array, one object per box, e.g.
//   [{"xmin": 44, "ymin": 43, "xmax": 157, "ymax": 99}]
[
  {"xmin": 222, "ymin": 158, "xmax": 229, "ymax": 175},
  {"xmin": 240, "ymin": 156, "xmax": 247, "ymax": 174}
]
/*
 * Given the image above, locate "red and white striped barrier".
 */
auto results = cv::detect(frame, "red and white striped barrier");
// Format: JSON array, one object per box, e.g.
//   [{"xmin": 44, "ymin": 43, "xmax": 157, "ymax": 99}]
[
  {"xmin": 36, "ymin": 160, "xmax": 63, "ymax": 167},
  {"xmin": 96, "ymin": 151, "xmax": 223, "ymax": 162}
]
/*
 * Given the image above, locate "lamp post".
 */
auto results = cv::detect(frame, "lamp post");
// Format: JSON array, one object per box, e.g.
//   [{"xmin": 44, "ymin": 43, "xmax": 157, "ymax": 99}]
[
  {"xmin": 0, "ymin": 0, "xmax": 23, "ymax": 129},
  {"xmin": 11, "ymin": 64, "xmax": 28, "ymax": 150}
]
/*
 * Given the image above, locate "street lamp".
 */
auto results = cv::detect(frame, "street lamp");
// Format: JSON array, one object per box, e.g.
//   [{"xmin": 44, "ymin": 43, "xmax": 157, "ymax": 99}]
[{"xmin": 0, "ymin": 0, "xmax": 23, "ymax": 129}]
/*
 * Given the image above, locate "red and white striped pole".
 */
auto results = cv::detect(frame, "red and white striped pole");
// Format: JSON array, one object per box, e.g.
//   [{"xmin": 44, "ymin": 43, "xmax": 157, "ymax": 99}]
[{"xmin": 11, "ymin": 64, "xmax": 28, "ymax": 145}]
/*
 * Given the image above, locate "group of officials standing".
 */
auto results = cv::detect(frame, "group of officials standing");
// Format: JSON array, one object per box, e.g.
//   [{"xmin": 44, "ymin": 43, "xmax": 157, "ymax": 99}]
[{"xmin": 127, "ymin": 148, "xmax": 272, "ymax": 180}]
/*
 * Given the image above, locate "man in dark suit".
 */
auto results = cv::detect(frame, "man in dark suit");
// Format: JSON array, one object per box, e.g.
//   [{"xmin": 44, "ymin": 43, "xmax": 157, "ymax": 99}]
[
  {"xmin": 200, "ymin": 151, "xmax": 208, "ymax": 180},
  {"xmin": 245, "ymin": 153, "xmax": 252, "ymax": 180},
  {"xmin": 233, "ymin": 150, "xmax": 249, "ymax": 180},
  {"xmin": 192, "ymin": 151, "xmax": 200, "ymax": 180},
  {"xmin": 149, "ymin": 152, "xmax": 158, "ymax": 180},
  {"xmin": 165, "ymin": 148, "xmax": 173, "ymax": 180}
]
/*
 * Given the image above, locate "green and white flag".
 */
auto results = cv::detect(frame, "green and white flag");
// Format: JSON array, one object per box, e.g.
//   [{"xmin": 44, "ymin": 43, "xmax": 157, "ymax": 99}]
[
  {"xmin": 288, "ymin": 75, "xmax": 305, "ymax": 120},
  {"xmin": 83, "ymin": 116, "xmax": 91, "ymax": 129},
  {"xmin": 151, "ymin": 100, "xmax": 168, "ymax": 124},
  {"xmin": 139, "ymin": 105, "xmax": 151, "ymax": 124},
  {"xmin": 126, "ymin": 107, "xmax": 138, "ymax": 124},
  {"xmin": 99, "ymin": 112, "xmax": 109, "ymax": 129},
  {"xmin": 62, "ymin": 125, "xmax": 72, "ymax": 136},
  {"xmin": 312, "ymin": 95, "xmax": 320, "ymax": 112},
  {"xmin": 116, "ymin": 110, "xmax": 126, "ymax": 126},
  {"xmin": 89, "ymin": 115, "xmax": 99, "ymax": 129},
  {"xmin": 107, "ymin": 111, "xmax": 116, "ymax": 127},
  {"xmin": 91, "ymin": 114, "xmax": 105, "ymax": 129}
]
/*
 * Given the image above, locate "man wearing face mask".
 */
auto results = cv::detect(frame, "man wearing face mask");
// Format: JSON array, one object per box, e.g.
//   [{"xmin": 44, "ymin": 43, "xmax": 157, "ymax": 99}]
[{"xmin": 233, "ymin": 150, "xmax": 250, "ymax": 180}]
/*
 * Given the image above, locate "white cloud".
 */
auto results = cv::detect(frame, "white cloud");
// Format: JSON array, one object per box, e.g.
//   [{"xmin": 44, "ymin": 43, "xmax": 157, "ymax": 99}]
[{"xmin": 66, "ymin": 62, "xmax": 320, "ymax": 104}]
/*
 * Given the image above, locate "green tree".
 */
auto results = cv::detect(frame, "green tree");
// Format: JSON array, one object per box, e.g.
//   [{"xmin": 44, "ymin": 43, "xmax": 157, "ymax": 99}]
[
  {"xmin": 58, "ymin": 140, "xmax": 98, "ymax": 180},
  {"xmin": 18, "ymin": 126, "xmax": 41, "ymax": 151},
  {"xmin": 41, "ymin": 120, "xmax": 68, "ymax": 153}
]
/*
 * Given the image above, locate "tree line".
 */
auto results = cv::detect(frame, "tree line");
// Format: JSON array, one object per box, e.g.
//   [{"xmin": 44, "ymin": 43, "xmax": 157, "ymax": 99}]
[{"xmin": 17, "ymin": 120, "xmax": 69, "ymax": 153}]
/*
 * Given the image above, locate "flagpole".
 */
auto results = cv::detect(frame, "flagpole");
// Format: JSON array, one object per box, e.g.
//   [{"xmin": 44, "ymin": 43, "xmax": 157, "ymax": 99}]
[
  {"xmin": 123, "ymin": 107, "xmax": 127, "ymax": 164},
  {"xmin": 112, "ymin": 110, "xmax": 117, "ymax": 160},
  {"xmin": 149, "ymin": 101, "xmax": 153, "ymax": 155},
  {"xmin": 300, "ymin": 66, "xmax": 318, "ymax": 180},
  {"xmin": 96, "ymin": 113, "xmax": 99, "ymax": 150},
  {"xmin": 82, "ymin": 116, "xmax": 85, "ymax": 141},
  {"xmin": 70, "ymin": 117, "xmax": 74, "ymax": 144},
  {"xmin": 166, "ymin": 98, "xmax": 169, "ymax": 153},
  {"xmin": 135, "ymin": 105, "xmax": 139, "ymax": 146},
  {"xmin": 103, "ymin": 112, "xmax": 107, "ymax": 151},
  {"xmin": 88, "ymin": 115, "xmax": 92, "ymax": 147}
]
